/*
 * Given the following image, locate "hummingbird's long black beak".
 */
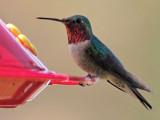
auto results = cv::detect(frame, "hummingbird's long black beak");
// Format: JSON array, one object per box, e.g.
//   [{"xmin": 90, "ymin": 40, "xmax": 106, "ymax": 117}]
[{"xmin": 36, "ymin": 17, "xmax": 65, "ymax": 23}]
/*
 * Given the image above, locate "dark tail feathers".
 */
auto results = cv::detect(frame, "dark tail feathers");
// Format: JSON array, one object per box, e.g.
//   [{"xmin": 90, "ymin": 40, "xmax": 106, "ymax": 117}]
[{"xmin": 131, "ymin": 88, "xmax": 152, "ymax": 110}]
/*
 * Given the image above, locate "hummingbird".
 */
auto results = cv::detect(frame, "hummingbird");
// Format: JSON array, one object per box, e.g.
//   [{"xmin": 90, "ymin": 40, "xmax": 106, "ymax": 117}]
[{"xmin": 37, "ymin": 15, "xmax": 152, "ymax": 110}]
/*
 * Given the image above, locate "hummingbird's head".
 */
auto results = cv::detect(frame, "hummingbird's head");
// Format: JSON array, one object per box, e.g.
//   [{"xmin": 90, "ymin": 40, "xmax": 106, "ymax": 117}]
[{"xmin": 37, "ymin": 15, "xmax": 92, "ymax": 44}]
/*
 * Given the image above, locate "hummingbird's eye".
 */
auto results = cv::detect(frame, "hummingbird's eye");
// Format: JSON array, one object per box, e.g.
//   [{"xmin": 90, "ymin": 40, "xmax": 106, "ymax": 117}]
[{"xmin": 76, "ymin": 18, "xmax": 83, "ymax": 24}]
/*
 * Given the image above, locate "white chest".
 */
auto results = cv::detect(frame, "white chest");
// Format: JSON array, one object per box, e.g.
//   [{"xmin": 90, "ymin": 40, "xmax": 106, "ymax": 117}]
[
  {"xmin": 68, "ymin": 41, "xmax": 103, "ymax": 75},
  {"xmin": 68, "ymin": 41, "xmax": 89, "ymax": 63}
]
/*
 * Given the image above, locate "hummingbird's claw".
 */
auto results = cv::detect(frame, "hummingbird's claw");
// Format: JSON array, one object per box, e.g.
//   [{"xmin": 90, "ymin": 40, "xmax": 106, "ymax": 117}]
[
  {"xmin": 79, "ymin": 75, "xmax": 95, "ymax": 87},
  {"xmin": 79, "ymin": 82, "xmax": 93, "ymax": 87},
  {"xmin": 79, "ymin": 82, "xmax": 86, "ymax": 87}
]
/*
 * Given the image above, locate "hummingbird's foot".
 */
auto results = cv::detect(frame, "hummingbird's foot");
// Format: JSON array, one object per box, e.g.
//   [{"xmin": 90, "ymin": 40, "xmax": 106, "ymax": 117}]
[
  {"xmin": 79, "ymin": 81, "xmax": 94, "ymax": 87},
  {"xmin": 79, "ymin": 82, "xmax": 86, "ymax": 87},
  {"xmin": 79, "ymin": 74, "xmax": 95, "ymax": 87}
]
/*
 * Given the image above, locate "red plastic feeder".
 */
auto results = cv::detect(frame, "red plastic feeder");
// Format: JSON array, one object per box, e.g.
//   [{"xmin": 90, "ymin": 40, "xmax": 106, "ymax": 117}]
[{"xmin": 0, "ymin": 19, "xmax": 94, "ymax": 108}]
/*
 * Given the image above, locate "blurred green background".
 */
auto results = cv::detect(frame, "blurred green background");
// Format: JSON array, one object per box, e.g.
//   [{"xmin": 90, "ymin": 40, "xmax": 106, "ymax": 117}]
[{"xmin": 0, "ymin": 0, "xmax": 160, "ymax": 120}]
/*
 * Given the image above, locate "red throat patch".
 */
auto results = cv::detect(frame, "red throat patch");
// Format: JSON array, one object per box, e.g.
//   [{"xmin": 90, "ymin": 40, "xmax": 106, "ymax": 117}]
[{"xmin": 65, "ymin": 25, "xmax": 91, "ymax": 45}]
